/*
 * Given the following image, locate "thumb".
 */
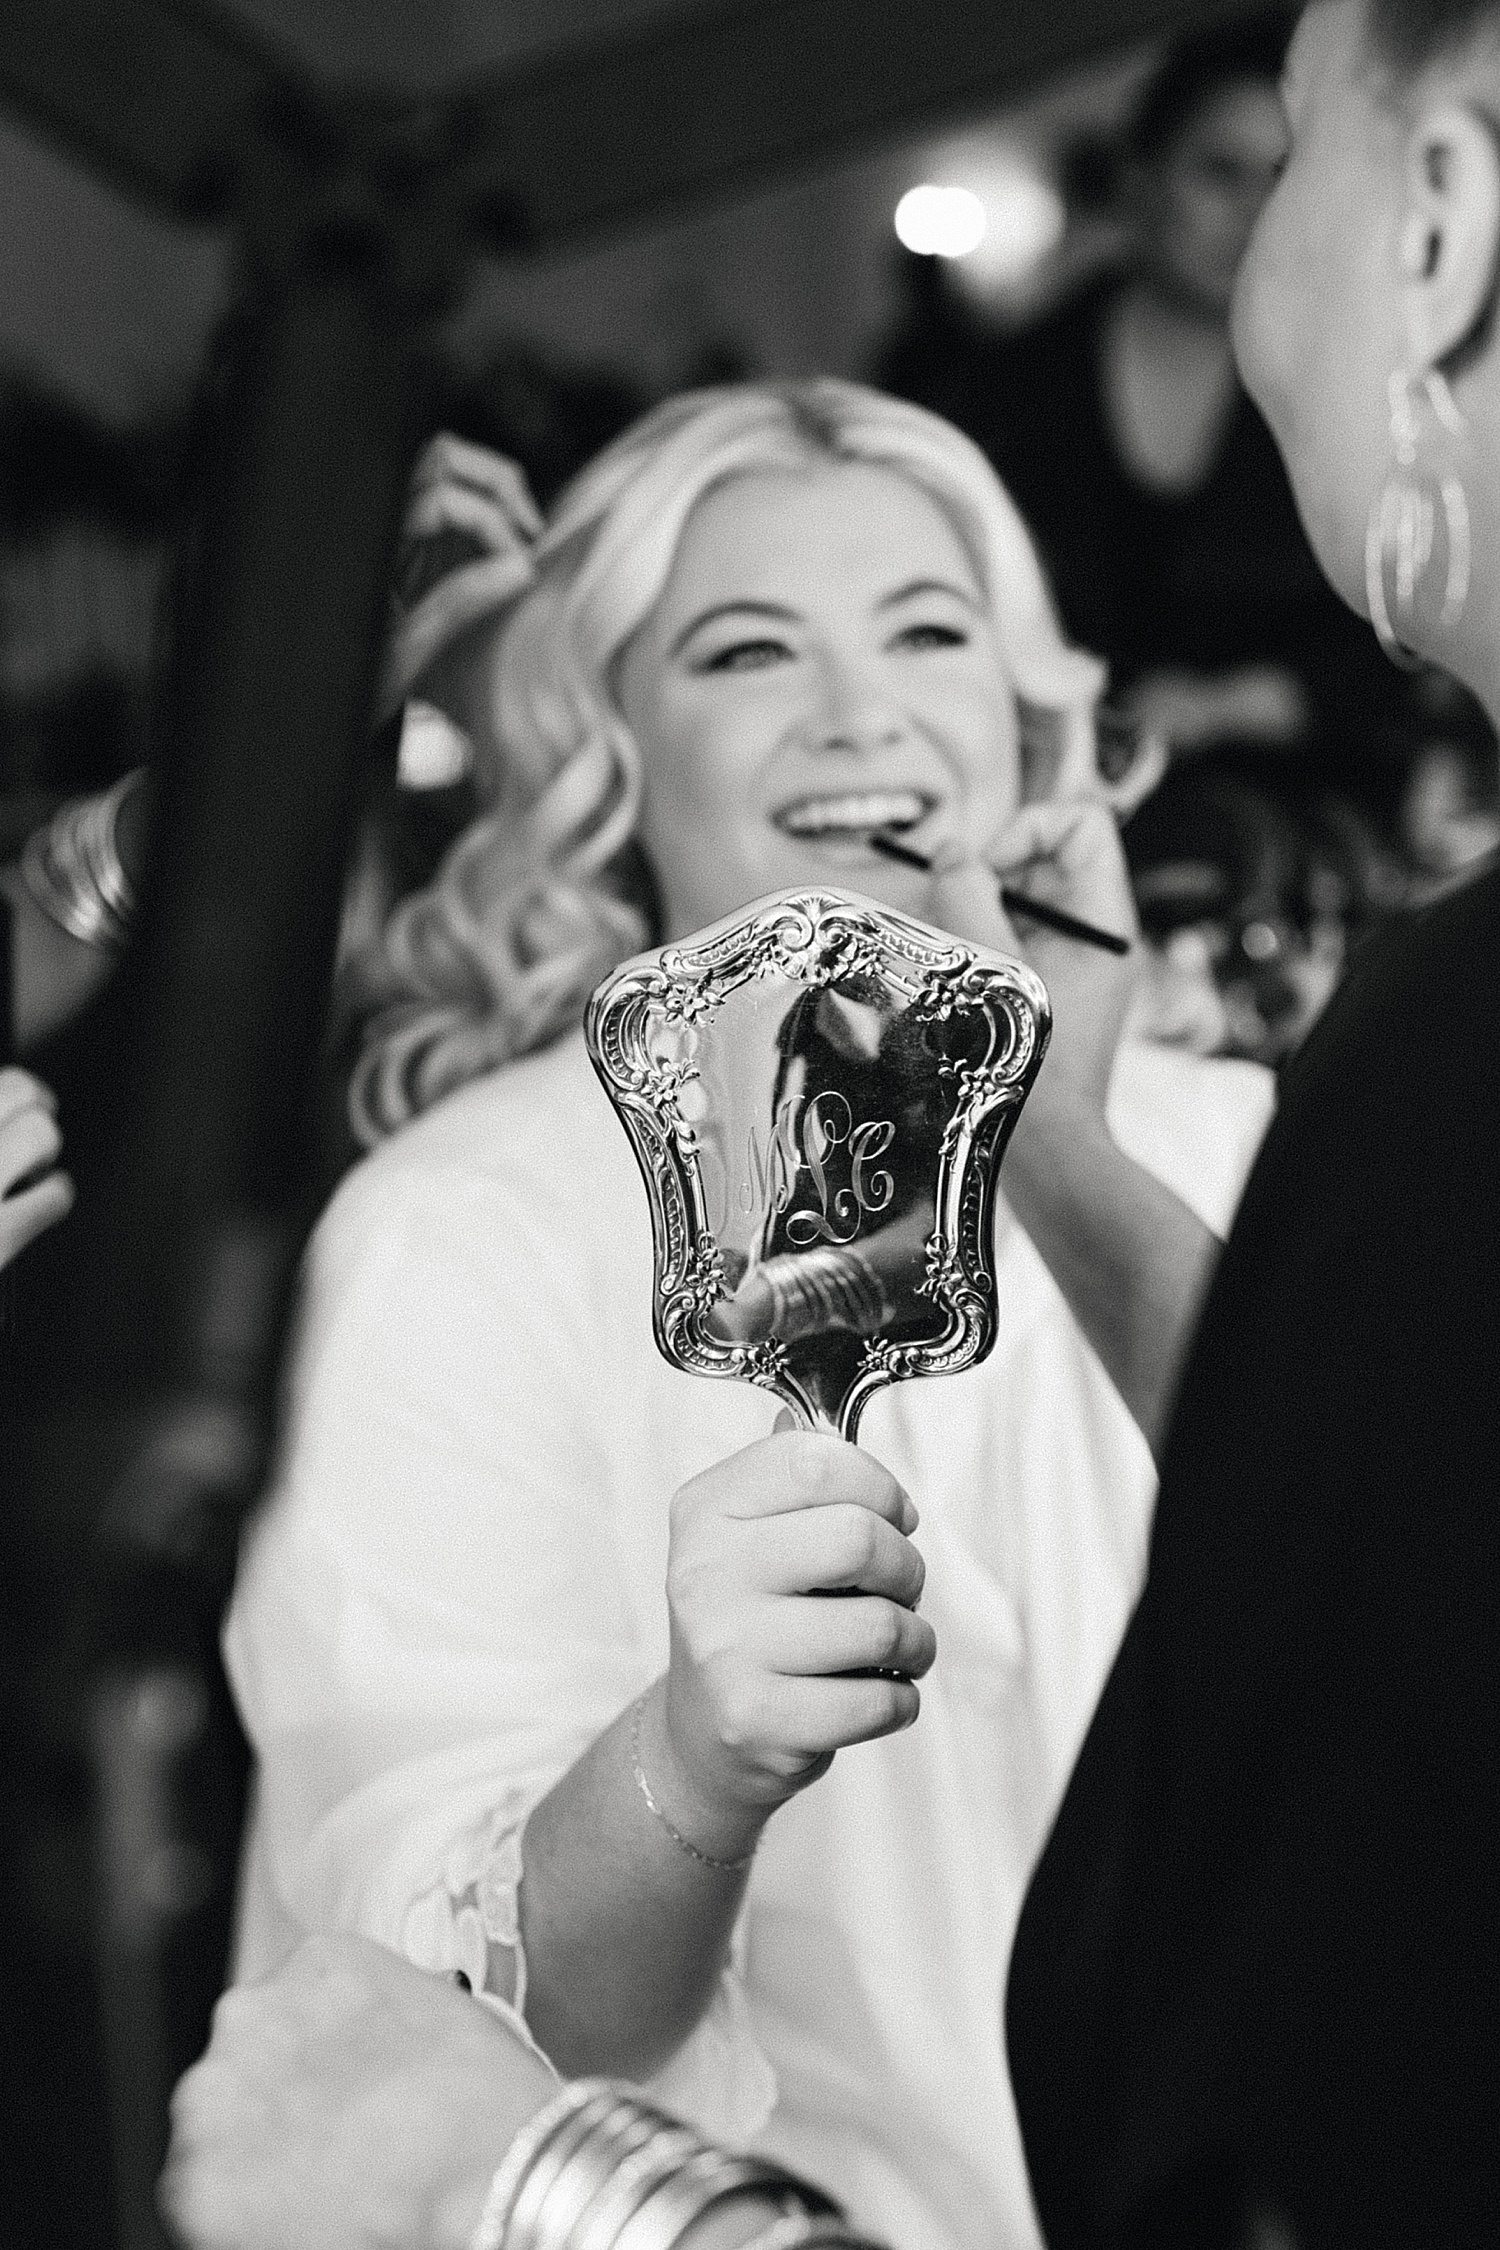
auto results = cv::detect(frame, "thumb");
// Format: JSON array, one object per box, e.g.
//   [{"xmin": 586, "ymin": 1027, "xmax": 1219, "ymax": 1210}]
[{"xmin": 928, "ymin": 854, "xmax": 1020, "ymax": 956}]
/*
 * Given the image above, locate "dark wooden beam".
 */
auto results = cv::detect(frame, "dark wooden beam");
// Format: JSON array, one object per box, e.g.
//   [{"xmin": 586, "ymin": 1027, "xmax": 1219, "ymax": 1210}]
[
  {"xmin": 0, "ymin": 0, "xmax": 283, "ymax": 212},
  {"xmin": 2, "ymin": 0, "xmax": 1235, "ymax": 241},
  {"xmin": 449, "ymin": 0, "xmax": 1231, "ymax": 247}
]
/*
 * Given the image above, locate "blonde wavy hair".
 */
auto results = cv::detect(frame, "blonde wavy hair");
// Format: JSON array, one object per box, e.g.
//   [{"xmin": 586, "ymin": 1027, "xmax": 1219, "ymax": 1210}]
[{"xmin": 349, "ymin": 378, "xmax": 1105, "ymax": 1143}]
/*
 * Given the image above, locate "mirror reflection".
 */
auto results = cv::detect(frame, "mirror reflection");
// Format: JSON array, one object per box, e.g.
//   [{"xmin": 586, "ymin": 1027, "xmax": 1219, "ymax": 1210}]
[{"xmin": 587, "ymin": 887, "xmax": 1049, "ymax": 1436}]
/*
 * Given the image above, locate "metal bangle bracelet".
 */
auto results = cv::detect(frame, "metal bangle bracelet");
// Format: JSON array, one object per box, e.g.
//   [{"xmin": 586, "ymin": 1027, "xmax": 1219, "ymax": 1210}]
[
  {"xmin": 80, "ymin": 770, "xmax": 143, "ymax": 921},
  {"xmin": 612, "ymin": 2148, "xmax": 838, "ymax": 2250},
  {"xmin": 18, "ymin": 770, "xmax": 143, "ymax": 950},
  {"xmin": 522, "ymin": 2105, "xmax": 678, "ymax": 2250},
  {"xmin": 505, "ymin": 2090, "xmax": 640, "ymax": 2250},
  {"xmin": 469, "ymin": 2081, "xmax": 607, "ymax": 2250},
  {"xmin": 473, "ymin": 2082, "xmax": 619, "ymax": 2250},
  {"xmin": 547, "ymin": 2119, "xmax": 706, "ymax": 2250},
  {"xmin": 761, "ymin": 1244, "xmax": 893, "ymax": 1341},
  {"xmin": 20, "ymin": 823, "xmax": 122, "ymax": 948}
]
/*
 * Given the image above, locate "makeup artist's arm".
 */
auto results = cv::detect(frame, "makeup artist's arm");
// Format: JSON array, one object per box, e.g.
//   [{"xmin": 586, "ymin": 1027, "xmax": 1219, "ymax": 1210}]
[
  {"xmin": 1, "ymin": 774, "xmax": 148, "ymax": 1053},
  {"xmin": 161, "ymin": 1936, "xmax": 786, "ymax": 2250},
  {"xmin": 1, "ymin": 865, "xmax": 116, "ymax": 1053},
  {"xmin": 934, "ymin": 803, "xmax": 1221, "ymax": 1459},
  {"xmin": 0, "ymin": 1065, "xmax": 72, "ymax": 1268}
]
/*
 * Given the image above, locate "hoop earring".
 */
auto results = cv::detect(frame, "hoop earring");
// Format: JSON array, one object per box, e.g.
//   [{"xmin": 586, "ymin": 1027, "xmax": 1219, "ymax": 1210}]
[{"xmin": 1364, "ymin": 367, "xmax": 1471, "ymax": 668}]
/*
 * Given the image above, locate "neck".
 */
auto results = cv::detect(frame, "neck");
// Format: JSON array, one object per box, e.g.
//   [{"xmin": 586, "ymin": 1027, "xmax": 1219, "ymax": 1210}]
[
  {"xmin": 1104, "ymin": 287, "xmax": 1238, "ymax": 495},
  {"xmin": 1123, "ymin": 272, "xmax": 1234, "ymax": 348}
]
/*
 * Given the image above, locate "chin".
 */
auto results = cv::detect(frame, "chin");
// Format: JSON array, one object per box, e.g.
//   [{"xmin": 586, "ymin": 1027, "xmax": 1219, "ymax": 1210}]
[{"xmin": 1302, "ymin": 490, "xmax": 1373, "ymax": 629}]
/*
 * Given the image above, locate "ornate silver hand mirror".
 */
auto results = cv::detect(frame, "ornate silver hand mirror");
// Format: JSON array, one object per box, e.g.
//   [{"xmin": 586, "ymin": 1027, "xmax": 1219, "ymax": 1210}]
[{"xmin": 585, "ymin": 889, "xmax": 1050, "ymax": 1440}]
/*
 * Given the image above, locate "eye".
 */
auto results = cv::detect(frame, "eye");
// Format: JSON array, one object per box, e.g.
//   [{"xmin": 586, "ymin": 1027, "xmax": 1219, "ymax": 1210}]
[
  {"xmin": 696, "ymin": 635, "xmax": 794, "ymax": 674},
  {"xmin": 890, "ymin": 619, "xmax": 970, "ymax": 653}
]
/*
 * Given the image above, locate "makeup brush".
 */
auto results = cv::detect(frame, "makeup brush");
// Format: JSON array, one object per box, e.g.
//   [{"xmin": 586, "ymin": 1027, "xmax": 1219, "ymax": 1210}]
[{"xmin": 867, "ymin": 830, "xmax": 1131, "ymax": 956}]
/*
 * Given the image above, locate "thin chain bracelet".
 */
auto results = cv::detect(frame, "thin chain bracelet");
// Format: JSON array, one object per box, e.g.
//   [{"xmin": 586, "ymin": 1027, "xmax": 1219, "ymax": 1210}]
[{"xmin": 628, "ymin": 1697, "xmax": 755, "ymax": 1875}]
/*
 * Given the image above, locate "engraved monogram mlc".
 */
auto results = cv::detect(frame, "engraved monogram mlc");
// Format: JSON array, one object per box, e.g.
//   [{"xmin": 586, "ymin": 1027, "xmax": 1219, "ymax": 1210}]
[{"xmin": 585, "ymin": 889, "xmax": 1049, "ymax": 1438}]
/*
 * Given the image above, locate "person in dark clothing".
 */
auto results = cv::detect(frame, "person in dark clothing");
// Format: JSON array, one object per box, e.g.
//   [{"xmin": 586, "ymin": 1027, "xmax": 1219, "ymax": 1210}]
[
  {"xmin": 980, "ymin": 1, "xmax": 1500, "ymax": 2240},
  {"xmin": 1006, "ymin": 859, "xmax": 1500, "ymax": 2249},
  {"xmin": 950, "ymin": 270, "xmax": 1405, "ymax": 789}
]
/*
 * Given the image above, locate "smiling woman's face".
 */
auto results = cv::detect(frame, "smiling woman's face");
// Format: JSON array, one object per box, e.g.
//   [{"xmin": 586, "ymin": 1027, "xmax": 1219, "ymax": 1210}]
[{"xmin": 614, "ymin": 461, "xmax": 1021, "ymax": 940}]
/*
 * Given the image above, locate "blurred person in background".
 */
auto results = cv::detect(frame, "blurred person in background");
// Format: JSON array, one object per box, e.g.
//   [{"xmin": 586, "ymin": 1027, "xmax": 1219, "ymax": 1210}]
[
  {"xmin": 220, "ymin": 380, "xmax": 1271, "ymax": 2250},
  {"xmin": 885, "ymin": 11, "xmax": 1363, "ymax": 778}
]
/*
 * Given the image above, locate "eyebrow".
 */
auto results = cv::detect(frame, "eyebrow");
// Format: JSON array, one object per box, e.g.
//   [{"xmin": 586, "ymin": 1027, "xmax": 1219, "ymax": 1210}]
[
  {"xmin": 876, "ymin": 576, "xmax": 981, "ymax": 612},
  {"xmin": 668, "ymin": 575, "xmax": 982, "ymax": 658},
  {"xmin": 670, "ymin": 599, "xmax": 798, "ymax": 657}
]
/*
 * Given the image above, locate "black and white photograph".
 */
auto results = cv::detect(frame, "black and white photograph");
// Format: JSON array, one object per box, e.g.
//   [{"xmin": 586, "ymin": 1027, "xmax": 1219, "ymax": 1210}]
[{"xmin": 1, "ymin": 2, "xmax": 1495, "ymax": 2246}]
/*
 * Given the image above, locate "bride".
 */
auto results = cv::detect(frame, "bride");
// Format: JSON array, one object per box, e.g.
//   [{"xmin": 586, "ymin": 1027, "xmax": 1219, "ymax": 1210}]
[{"xmin": 224, "ymin": 379, "xmax": 1271, "ymax": 2250}]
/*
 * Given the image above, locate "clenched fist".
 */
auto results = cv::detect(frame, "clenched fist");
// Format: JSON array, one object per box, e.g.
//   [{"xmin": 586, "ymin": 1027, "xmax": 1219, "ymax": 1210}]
[{"xmin": 648, "ymin": 1424, "xmax": 935, "ymax": 1864}]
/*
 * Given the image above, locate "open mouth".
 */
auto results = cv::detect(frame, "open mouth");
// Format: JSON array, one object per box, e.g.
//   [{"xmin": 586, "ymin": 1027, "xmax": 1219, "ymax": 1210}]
[{"xmin": 770, "ymin": 787, "xmax": 936, "ymax": 845}]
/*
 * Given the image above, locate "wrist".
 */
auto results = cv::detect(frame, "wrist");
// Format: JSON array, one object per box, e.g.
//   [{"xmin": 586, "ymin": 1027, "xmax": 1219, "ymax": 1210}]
[
  {"xmin": 430, "ymin": 2071, "xmax": 558, "ymax": 2250},
  {"xmin": 434, "ymin": 2155, "xmax": 510, "ymax": 2250},
  {"xmin": 425, "ymin": 2015, "xmax": 559, "ymax": 2250},
  {"xmin": 646, "ymin": 1677, "xmax": 768, "ymax": 1866}
]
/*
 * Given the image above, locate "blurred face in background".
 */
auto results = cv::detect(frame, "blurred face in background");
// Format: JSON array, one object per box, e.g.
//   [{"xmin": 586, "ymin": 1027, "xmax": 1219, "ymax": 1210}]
[
  {"xmin": 615, "ymin": 462, "xmax": 1022, "ymax": 941},
  {"xmin": 1140, "ymin": 76, "xmax": 1291, "ymax": 317},
  {"xmin": 1232, "ymin": 1, "xmax": 1406, "ymax": 616}
]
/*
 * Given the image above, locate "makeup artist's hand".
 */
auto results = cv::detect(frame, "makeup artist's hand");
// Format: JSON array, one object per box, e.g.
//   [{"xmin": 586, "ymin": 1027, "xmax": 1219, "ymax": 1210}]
[
  {"xmin": 653, "ymin": 1426, "xmax": 933, "ymax": 1863},
  {"xmin": 933, "ymin": 800, "xmax": 1139, "ymax": 1130},
  {"xmin": 160, "ymin": 1935, "xmax": 553, "ymax": 2250},
  {"xmin": 378, "ymin": 433, "xmax": 543, "ymax": 723},
  {"xmin": 0, "ymin": 1067, "xmax": 73, "ymax": 1271}
]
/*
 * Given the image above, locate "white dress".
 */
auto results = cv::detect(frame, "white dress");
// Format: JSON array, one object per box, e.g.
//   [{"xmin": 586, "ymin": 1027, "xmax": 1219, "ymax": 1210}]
[{"xmin": 225, "ymin": 1025, "xmax": 1273, "ymax": 2250}]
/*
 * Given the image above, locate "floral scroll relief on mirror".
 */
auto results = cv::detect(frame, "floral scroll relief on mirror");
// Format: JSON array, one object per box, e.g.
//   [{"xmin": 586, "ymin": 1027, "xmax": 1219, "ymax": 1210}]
[{"xmin": 585, "ymin": 888, "xmax": 1050, "ymax": 1441}]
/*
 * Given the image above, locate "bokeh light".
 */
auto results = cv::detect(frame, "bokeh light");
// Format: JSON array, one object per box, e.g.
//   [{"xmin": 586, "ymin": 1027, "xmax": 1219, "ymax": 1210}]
[
  {"xmin": 895, "ymin": 152, "xmax": 1066, "ymax": 294},
  {"xmin": 894, "ymin": 184, "xmax": 989, "ymax": 259},
  {"xmin": 398, "ymin": 700, "xmax": 473, "ymax": 790}
]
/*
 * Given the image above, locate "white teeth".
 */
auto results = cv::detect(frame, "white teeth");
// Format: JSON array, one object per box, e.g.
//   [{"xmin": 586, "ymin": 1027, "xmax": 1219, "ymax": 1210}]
[{"xmin": 775, "ymin": 789, "xmax": 932, "ymax": 839}]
